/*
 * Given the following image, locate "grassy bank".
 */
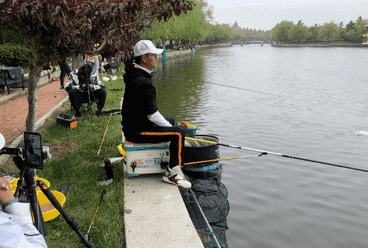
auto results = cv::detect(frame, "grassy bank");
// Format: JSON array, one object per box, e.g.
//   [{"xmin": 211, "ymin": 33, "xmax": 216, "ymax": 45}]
[{"xmin": 14, "ymin": 67, "xmax": 126, "ymax": 247}]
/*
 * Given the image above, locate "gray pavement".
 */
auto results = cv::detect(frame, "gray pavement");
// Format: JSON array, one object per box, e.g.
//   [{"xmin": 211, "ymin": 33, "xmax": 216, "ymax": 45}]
[{"xmin": 124, "ymin": 173, "xmax": 204, "ymax": 248}]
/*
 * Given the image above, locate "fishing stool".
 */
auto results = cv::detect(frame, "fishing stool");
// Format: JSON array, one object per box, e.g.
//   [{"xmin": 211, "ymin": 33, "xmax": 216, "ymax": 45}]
[{"xmin": 70, "ymin": 91, "xmax": 98, "ymax": 121}]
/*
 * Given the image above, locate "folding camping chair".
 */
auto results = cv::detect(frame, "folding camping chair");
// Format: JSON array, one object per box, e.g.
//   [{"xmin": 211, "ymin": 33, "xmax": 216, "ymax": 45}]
[{"xmin": 70, "ymin": 86, "xmax": 98, "ymax": 122}]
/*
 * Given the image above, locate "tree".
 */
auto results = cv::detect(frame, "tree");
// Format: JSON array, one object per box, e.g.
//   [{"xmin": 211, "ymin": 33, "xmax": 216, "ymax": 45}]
[
  {"xmin": 307, "ymin": 24, "xmax": 319, "ymax": 43},
  {"xmin": 351, "ymin": 18, "xmax": 368, "ymax": 42},
  {"xmin": 288, "ymin": 24, "xmax": 310, "ymax": 43},
  {"xmin": 317, "ymin": 22, "xmax": 340, "ymax": 42},
  {"xmin": 271, "ymin": 21, "xmax": 294, "ymax": 43},
  {"xmin": 206, "ymin": 23, "xmax": 232, "ymax": 43},
  {"xmin": 0, "ymin": 0, "xmax": 194, "ymax": 131},
  {"xmin": 141, "ymin": 0, "xmax": 211, "ymax": 46},
  {"xmin": 346, "ymin": 20, "xmax": 355, "ymax": 31}
]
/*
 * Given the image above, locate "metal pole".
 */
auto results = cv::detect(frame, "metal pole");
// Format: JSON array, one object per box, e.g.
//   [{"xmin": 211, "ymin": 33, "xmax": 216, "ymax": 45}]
[{"xmin": 189, "ymin": 189, "xmax": 222, "ymax": 247}]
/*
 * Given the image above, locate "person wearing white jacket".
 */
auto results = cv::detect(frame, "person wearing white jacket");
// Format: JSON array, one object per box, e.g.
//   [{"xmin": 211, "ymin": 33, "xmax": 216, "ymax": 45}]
[
  {"xmin": 0, "ymin": 177, "xmax": 47, "ymax": 248},
  {"xmin": 65, "ymin": 55, "xmax": 106, "ymax": 118}
]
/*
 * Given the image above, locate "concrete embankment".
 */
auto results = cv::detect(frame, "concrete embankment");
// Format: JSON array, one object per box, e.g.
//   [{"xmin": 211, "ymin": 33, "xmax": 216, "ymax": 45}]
[{"xmin": 124, "ymin": 174, "xmax": 204, "ymax": 248}]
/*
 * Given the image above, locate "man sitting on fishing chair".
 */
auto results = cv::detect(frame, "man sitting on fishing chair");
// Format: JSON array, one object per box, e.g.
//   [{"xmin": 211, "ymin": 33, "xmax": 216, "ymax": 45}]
[
  {"xmin": 66, "ymin": 55, "xmax": 106, "ymax": 119},
  {"xmin": 0, "ymin": 177, "xmax": 48, "ymax": 247},
  {"xmin": 122, "ymin": 40, "xmax": 191, "ymax": 189}
]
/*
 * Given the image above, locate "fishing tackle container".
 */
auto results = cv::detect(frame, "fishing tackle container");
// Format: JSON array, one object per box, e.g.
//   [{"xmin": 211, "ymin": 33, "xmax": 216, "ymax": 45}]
[
  {"xmin": 183, "ymin": 135, "xmax": 223, "ymax": 180},
  {"xmin": 123, "ymin": 140, "xmax": 169, "ymax": 176}
]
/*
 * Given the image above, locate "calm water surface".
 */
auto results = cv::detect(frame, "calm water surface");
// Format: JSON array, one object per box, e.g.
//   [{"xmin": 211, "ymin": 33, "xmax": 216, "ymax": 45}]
[{"xmin": 154, "ymin": 45, "xmax": 368, "ymax": 248}]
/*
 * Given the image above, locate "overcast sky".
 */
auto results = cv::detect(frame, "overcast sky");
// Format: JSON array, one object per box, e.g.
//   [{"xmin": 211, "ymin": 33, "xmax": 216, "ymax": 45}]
[{"xmin": 205, "ymin": 0, "xmax": 367, "ymax": 31}]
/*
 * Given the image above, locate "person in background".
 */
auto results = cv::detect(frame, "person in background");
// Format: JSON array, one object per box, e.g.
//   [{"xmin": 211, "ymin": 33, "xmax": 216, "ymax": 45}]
[
  {"xmin": 0, "ymin": 177, "xmax": 47, "ymax": 247},
  {"xmin": 58, "ymin": 59, "xmax": 72, "ymax": 92},
  {"xmin": 66, "ymin": 55, "xmax": 106, "ymax": 119},
  {"xmin": 122, "ymin": 40, "xmax": 191, "ymax": 188}
]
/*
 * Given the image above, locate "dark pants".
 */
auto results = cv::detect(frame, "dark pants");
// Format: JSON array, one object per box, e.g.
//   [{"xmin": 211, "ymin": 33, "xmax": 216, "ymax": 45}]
[
  {"xmin": 126, "ymin": 117, "xmax": 186, "ymax": 169},
  {"xmin": 103, "ymin": 64, "xmax": 111, "ymax": 72},
  {"xmin": 68, "ymin": 87, "xmax": 106, "ymax": 115},
  {"xmin": 59, "ymin": 59, "xmax": 71, "ymax": 87}
]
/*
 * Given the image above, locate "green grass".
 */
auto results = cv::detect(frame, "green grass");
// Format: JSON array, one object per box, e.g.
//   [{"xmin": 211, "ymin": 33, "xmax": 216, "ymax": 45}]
[{"xmin": 35, "ymin": 66, "xmax": 127, "ymax": 247}]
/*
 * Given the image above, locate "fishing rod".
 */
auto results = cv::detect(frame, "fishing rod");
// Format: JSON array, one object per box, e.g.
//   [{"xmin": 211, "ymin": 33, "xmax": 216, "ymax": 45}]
[
  {"xmin": 98, "ymin": 113, "xmax": 112, "ymax": 156},
  {"xmin": 96, "ymin": 109, "xmax": 121, "ymax": 156},
  {"xmin": 153, "ymin": 72, "xmax": 276, "ymax": 96},
  {"xmin": 84, "ymin": 190, "xmax": 106, "ymax": 242},
  {"xmin": 185, "ymin": 137, "xmax": 368, "ymax": 173},
  {"xmin": 183, "ymin": 154, "xmax": 265, "ymax": 166}
]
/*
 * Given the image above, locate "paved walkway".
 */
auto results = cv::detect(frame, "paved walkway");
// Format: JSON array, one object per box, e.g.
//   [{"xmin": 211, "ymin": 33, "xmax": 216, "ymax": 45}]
[{"xmin": 0, "ymin": 69, "xmax": 69, "ymax": 148}]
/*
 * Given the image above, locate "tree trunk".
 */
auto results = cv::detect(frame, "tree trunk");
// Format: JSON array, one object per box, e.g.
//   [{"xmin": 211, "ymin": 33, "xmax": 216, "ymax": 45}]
[
  {"xmin": 0, "ymin": 27, "xmax": 5, "ymax": 45},
  {"xmin": 99, "ymin": 55, "xmax": 103, "ymax": 73},
  {"xmin": 26, "ymin": 49, "xmax": 43, "ymax": 131},
  {"xmin": 72, "ymin": 54, "xmax": 84, "ymax": 70}
]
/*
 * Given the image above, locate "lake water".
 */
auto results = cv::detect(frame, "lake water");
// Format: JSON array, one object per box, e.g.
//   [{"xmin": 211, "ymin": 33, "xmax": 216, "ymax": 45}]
[{"xmin": 154, "ymin": 44, "xmax": 368, "ymax": 248}]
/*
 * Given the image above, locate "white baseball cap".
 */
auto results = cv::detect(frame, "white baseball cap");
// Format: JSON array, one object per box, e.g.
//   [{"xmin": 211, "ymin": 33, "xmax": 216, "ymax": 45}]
[{"xmin": 133, "ymin": 40, "xmax": 163, "ymax": 57}]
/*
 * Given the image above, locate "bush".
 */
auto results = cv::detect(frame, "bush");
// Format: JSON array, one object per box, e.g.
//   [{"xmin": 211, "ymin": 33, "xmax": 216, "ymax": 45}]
[
  {"xmin": 0, "ymin": 43, "xmax": 30, "ymax": 67},
  {"xmin": 0, "ymin": 26, "xmax": 25, "ymax": 45}
]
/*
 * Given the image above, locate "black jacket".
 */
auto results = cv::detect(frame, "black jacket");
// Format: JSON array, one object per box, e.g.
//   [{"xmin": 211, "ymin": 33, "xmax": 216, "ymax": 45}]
[{"xmin": 121, "ymin": 65, "xmax": 158, "ymax": 139}]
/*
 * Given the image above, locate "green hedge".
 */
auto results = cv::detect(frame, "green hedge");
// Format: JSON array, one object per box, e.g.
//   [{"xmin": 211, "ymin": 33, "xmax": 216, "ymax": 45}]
[
  {"xmin": 0, "ymin": 43, "xmax": 30, "ymax": 67},
  {"xmin": 0, "ymin": 26, "xmax": 25, "ymax": 45}
]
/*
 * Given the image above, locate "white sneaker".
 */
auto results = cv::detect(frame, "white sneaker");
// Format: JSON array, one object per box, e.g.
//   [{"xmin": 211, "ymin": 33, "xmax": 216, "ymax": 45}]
[{"xmin": 162, "ymin": 166, "xmax": 191, "ymax": 188}]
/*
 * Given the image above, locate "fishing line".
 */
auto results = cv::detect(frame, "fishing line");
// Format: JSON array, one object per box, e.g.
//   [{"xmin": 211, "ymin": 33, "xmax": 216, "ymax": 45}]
[
  {"xmin": 186, "ymin": 137, "xmax": 368, "ymax": 173},
  {"xmin": 153, "ymin": 72, "xmax": 277, "ymax": 96}
]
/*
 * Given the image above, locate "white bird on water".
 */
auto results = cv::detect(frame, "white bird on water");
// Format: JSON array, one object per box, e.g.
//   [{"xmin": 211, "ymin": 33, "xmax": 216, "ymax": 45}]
[{"xmin": 354, "ymin": 131, "xmax": 368, "ymax": 136}]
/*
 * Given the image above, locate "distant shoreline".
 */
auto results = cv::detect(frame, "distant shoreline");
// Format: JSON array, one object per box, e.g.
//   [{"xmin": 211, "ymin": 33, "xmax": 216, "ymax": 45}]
[{"xmin": 271, "ymin": 42, "xmax": 368, "ymax": 48}]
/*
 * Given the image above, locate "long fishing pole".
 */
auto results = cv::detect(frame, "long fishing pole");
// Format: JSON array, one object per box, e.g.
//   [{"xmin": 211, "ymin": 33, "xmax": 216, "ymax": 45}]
[
  {"xmin": 84, "ymin": 190, "xmax": 106, "ymax": 242},
  {"xmin": 98, "ymin": 113, "xmax": 112, "ymax": 156},
  {"xmin": 183, "ymin": 154, "xmax": 264, "ymax": 166},
  {"xmin": 153, "ymin": 72, "xmax": 276, "ymax": 96},
  {"xmin": 186, "ymin": 137, "xmax": 368, "ymax": 173}
]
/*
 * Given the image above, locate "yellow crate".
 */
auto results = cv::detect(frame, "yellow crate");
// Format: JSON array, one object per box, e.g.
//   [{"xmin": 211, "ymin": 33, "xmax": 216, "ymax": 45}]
[
  {"xmin": 32, "ymin": 190, "xmax": 66, "ymax": 222},
  {"xmin": 10, "ymin": 177, "xmax": 50, "ymax": 194}
]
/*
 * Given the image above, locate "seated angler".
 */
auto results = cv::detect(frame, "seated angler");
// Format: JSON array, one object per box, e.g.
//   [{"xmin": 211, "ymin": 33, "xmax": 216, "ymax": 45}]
[
  {"xmin": 122, "ymin": 40, "xmax": 191, "ymax": 188},
  {"xmin": 66, "ymin": 55, "xmax": 106, "ymax": 118}
]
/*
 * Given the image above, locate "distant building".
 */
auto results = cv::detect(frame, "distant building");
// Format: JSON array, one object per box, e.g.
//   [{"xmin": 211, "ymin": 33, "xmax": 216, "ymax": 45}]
[{"xmin": 232, "ymin": 21, "xmax": 240, "ymax": 29}]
